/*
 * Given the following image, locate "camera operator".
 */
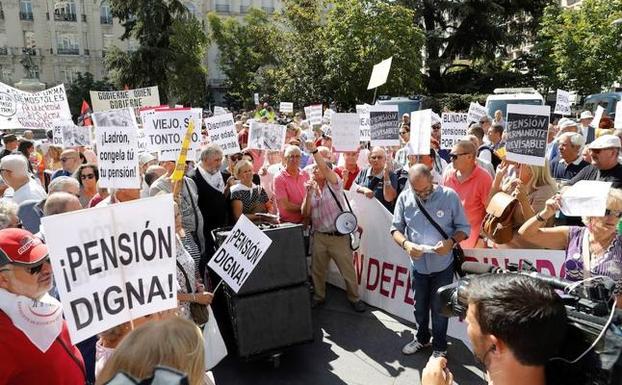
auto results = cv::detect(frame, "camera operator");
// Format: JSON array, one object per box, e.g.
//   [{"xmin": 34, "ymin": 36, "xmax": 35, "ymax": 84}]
[{"xmin": 422, "ymin": 273, "xmax": 567, "ymax": 385}]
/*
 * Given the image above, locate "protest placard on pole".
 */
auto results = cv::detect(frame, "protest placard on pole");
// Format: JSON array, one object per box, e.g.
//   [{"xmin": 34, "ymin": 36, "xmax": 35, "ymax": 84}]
[
  {"xmin": 331, "ymin": 112, "xmax": 360, "ymax": 152},
  {"xmin": 367, "ymin": 57, "xmax": 393, "ymax": 90},
  {"xmin": 208, "ymin": 215, "xmax": 272, "ymax": 293},
  {"xmin": 90, "ymin": 86, "xmax": 160, "ymax": 112},
  {"xmin": 505, "ymin": 104, "xmax": 550, "ymax": 166},
  {"xmin": 467, "ymin": 102, "xmax": 488, "ymax": 124},
  {"xmin": 92, "ymin": 108, "xmax": 140, "ymax": 189},
  {"xmin": 305, "ymin": 104, "xmax": 323, "ymax": 126},
  {"xmin": 440, "ymin": 112, "xmax": 468, "ymax": 150},
  {"xmin": 54, "ymin": 121, "xmax": 92, "ymax": 148},
  {"xmin": 368, "ymin": 105, "xmax": 399, "ymax": 146},
  {"xmin": 253, "ymin": 93, "xmax": 260, "ymax": 106},
  {"xmin": 410, "ymin": 109, "xmax": 432, "ymax": 155},
  {"xmin": 213, "ymin": 106, "xmax": 227, "ymax": 116},
  {"xmin": 41, "ymin": 194, "xmax": 177, "ymax": 344},
  {"xmin": 279, "ymin": 102, "xmax": 294, "ymax": 114},
  {"xmin": 356, "ymin": 104, "xmax": 371, "ymax": 142},
  {"xmin": 554, "ymin": 89, "xmax": 571, "ymax": 116},
  {"xmin": 0, "ymin": 82, "xmax": 71, "ymax": 130},
  {"xmin": 591, "ymin": 105, "xmax": 605, "ymax": 128},
  {"xmin": 247, "ymin": 121, "xmax": 286, "ymax": 150},
  {"xmin": 142, "ymin": 108, "xmax": 202, "ymax": 161},
  {"xmin": 615, "ymin": 102, "xmax": 622, "ymax": 129},
  {"xmin": 204, "ymin": 113, "xmax": 240, "ymax": 155}
]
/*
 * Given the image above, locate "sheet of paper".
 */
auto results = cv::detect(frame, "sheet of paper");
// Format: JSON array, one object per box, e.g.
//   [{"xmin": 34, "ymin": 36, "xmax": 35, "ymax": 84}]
[{"xmin": 560, "ymin": 180, "xmax": 611, "ymax": 217}]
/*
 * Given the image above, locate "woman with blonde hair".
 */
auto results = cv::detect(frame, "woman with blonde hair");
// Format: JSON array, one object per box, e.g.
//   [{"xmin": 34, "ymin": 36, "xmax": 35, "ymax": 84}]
[
  {"xmin": 96, "ymin": 317, "xmax": 212, "ymax": 385},
  {"xmin": 230, "ymin": 159, "xmax": 275, "ymax": 223}
]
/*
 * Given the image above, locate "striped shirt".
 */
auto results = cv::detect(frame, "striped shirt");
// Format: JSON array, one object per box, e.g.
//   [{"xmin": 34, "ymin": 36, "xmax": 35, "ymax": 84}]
[{"xmin": 311, "ymin": 177, "xmax": 346, "ymax": 233}]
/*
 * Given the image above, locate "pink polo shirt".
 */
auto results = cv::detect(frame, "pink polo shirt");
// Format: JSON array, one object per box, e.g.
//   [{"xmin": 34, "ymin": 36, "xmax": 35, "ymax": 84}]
[
  {"xmin": 442, "ymin": 165, "xmax": 492, "ymax": 248},
  {"xmin": 274, "ymin": 168, "xmax": 309, "ymax": 224}
]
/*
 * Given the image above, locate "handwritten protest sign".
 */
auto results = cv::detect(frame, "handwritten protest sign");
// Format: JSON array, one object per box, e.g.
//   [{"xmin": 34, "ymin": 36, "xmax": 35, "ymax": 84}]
[
  {"xmin": 53, "ymin": 121, "xmax": 90, "ymax": 148},
  {"xmin": 0, "ymin": 82, "xmax": 71, "ymax": 130},
  {"xmin": 41, "ymin": 194, "xmax": 177, "ymax": 344},
  {"xmin": 90, "ymin": 86, "xmax": 160, "ymax": 113},
  {"xmin": 208, "ymin": 215, "xmax": 272, "ymax": 293},
  {"xmin": 248, "ymin": 121, "xmax": 286, "ymax": 150},
  {"xmin": 367, "ymin": 57, "xmax": 393, "ymax": 90},
  {"xmin": 142, "ymin": 108, "xmax": 202, "ymax": 161},
  {"xmin": 356, "ymin": 104, "xmax": 371, "ymax": 142},
  {"xmin": 409, "ymin": 109, "xmax": 432, "ymax": 155},
  {"xmin": 331, "ymin": 112, "xmax": 360, "ymax": 152},
  {"xmin": 279, "ymin": 102, "xmax": 294, "ymax": 114},
  {"xmin": 204, "ymin": 113, "xmax": 240, "ymax": 155},
  {"xmin": 369, "ymin": 105, "xmax": 399, "ymax": 146},
  {"xmin": 560, "ymin": 180, "xmax": 611, "ymax": 217},
  {"xmin": 305, "ymin": 104, "xmax": 323, "ymax": 126},
  {"xmin": 254, "ymin": 93, "xmax": 260, "ymax": 106},
  {"xmin": 554, "ymin": 89, "xmax": 571, "ymax": 116},
  {"xmin": 615, "ymin": 102, "xmax": 622, "ymax": 129},
  {"xmin": 591, "ymin": 105, "xmax": 604, "ymax": 128},
  {"xmin": 505, "ymin": 104, "xmax": 550, "ymax": 166},
  {"xmin": 136, "ymin": 129, "xmax": 147, "ymax": 154},
  {"xmin": 467, "ymin": 102, "xmax": 488, "ymax": 124},
  {"xmin": 440, "ymin": 112, "xmax": 468, "ymax": 150},
  {"xmin": 92, "ymin": 108, "xmax": 140, "ymax": 189}
]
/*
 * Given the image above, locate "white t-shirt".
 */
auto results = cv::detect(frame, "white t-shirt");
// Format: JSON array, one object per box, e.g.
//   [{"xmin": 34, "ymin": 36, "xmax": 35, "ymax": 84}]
[{"xmin": 12, "ymin": 179, "xmax": 46, "ymax": 205}]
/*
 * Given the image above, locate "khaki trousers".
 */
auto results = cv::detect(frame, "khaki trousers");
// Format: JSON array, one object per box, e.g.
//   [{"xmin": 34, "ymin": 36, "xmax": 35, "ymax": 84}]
[{"xmin": 311, "ymin": 232, "xmax": 360, "ymax": 303}]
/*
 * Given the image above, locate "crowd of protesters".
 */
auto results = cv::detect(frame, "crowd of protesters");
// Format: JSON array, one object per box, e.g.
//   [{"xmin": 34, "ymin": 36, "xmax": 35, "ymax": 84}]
[{"xmin": 0, "ymin": 100, "xmax": 620, "ymax": 385}]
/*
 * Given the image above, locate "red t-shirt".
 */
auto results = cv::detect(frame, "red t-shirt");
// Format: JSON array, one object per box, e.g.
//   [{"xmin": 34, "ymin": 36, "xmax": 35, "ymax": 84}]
[
  {"xmin": 0, "ymin": 311, "xmax": 86, "ymax": 385},
  {"xmin": 334, "ymin": 165, "xmax": 360, "ymax": 191}
]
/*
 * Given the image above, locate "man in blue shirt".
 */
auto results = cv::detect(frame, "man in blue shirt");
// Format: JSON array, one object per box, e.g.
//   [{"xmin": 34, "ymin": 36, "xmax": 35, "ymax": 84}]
[
  {"xmin": 354, "ymin": 147, "xmax": 398, "ymax": 213},
  {"xmin": 391, "ymin": 164, "xmax": 470, "ymax": 358}
]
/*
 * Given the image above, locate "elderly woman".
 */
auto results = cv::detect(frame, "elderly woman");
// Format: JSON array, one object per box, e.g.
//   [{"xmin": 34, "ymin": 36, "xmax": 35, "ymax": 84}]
[
  {"xmin": 73, "ymin": 163, "xmax": 99, "ymax": 207},
  {"xmin": 519, "ymin": 188, "xmax": 622, "ymax": 306},
  {"xmin": 230, "ymin": 160, "xmax": 275, "ymax": 223}
]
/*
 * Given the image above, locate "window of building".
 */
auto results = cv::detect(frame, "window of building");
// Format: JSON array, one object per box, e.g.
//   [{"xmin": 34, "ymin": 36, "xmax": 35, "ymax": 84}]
[
  {"xmin": 60, "ymin": 67, "xmax": 80, "ymax": 84},
  {"xmin": 0, "ymin": 33, "xmax": 7, "ymax": 55},
  {"xmin": 56, "ymin": 33, "xmax": 79, "ymax": 55},
  {"xmin": 100, "ymin": 0, "xmax": 112, "ymax": 24},
  {"xmin": 261, "ymin": 0, "xmax": 274, "ymax": 13},
  {"xmin": 24, "ymin": 31, "xmax": 36, "ymax": 49},
  {"xmin": 0, "ymin": 2, "xmax": 5, "ymax": 20},
  {"xmin": 19, "ymin": 0, "xmax": 33, "ymax": 20},
  {"xmin": 215, "ymin": 0, "xmax": 229, "ymax": 13},
  {"xmin": 240, "ymin": 0, "xmax": 252, "ymax": 13},
  {"xmin": 102, "ymin": 33, "xmax": 114, "ymax": 53},
  {"xmin": 54, "ymin": 0, "xmax": 77, "ymax": 21},
  {"xmin": 0, "ymin": 66, "xmax": 13, "ymax": 84}
]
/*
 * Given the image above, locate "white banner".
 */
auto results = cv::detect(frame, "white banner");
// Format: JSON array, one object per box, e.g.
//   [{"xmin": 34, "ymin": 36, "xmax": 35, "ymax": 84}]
[
  {"xmin": 248, "ymin": 121, "xmax": 286, "ymax": 151},
  {"xmin": 0, "ymin": 82, "xmax": 71, "ymax": 130},
  {"xmin": 204, "ymin": 113, "xmax": 240, "ymax": 156},
  {"xmin": 369, "ymin": 104, "xmax": 399, "ymax": 146},
  {"xmin": 305, "ymin": 104, "xmax": 323, "ymax": 126},
  {"xmin": 213, "ymin": 106, "xmax": 227, "ymax": 116},
  {"xmin": 279, "ymin": 102, "xmax": 294, "ymax": 114},
  {"xmin": 41, "ymin": 195, "xmax": 177, "ymax": 344},
  {"xmin": 356, "ymin": 104, "xmax": 371, "ymax": 142},
  {"xmin": 467, "ymin": 102, "xmax": 487, "ymax": 124},
  {"xmin": 331, "ymin": 112, "xmax": 360, "ymax": 152},
  {"xmin": 554, "ymin": 89, "xmax": 571, "ymax": 116},
  {"xmin": 208, "ymin": 215, "xmax": 272, "ymax": 293},
  {"xmin": 142, "ymin": 108, "xmax": 202, "ymax": 161},
  {"xmin": 367, "ymin": 57, "xmax": 393, "ymax": 90},
  {"xmin": 90, "ymin": 86, "xmax": 160, "ymax": 113},
  {"xmin": 505, "ymin": 104, "xmax": 550, "ymax": 166},
  {"xmin": 440, "ymin": 112, "xmax": 468, "ymax": 150},
  {"xmin": 591, "ymin": 105, "xmax": 605, "ymax": 129},
  {"xmin": 410, "ymin": 109, "xmax": 432, "ymax": 155},
  {"xmin": 53, "ymin": 121, "xmax": 92, "ymax": 148},
  {"xmin": 93, "ymin": 108, "xmax": 140, "ymax": 189},
  {"xmin": 615, "ymin": 102, "xmax": 622, "ymax": 130}
]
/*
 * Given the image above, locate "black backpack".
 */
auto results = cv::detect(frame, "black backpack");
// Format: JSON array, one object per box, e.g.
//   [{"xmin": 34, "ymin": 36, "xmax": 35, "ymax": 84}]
[{"xmin": 477, "ymin": 144, "xmax": 501, "ymax": 169}]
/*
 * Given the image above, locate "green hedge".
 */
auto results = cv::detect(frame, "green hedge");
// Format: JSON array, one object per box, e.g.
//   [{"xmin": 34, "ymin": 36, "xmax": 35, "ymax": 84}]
[{"xmin": 421, "ymin": 93, "xmax": 488, "ymax": 113}]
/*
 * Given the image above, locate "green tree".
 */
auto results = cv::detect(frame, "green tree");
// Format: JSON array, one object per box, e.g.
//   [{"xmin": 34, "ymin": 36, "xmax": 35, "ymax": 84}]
[{"xmin": 66, "ymin": 72, "xmax": 114, "ymax": 118}]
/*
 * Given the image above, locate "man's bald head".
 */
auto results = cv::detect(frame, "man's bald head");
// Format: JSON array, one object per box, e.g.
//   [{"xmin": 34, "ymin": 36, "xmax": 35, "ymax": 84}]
[
  {"xmin": 44, "ymin": 192, "xmax": 82, "ymax": 216},
  {"xmin": 408, "ymin": 164, "xmax": 432, "ymax": 183}
]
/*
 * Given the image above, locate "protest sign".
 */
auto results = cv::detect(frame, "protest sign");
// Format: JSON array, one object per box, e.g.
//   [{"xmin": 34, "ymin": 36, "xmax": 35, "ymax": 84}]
[
  {"xmin": 208, "ymin": 215, "xmax": 272, "ymax": 293},
  {"xmin": 41, "ymin": 194, "xmax": 177, "ymax": 344},
  {"xmin": 279, "ymin": 102, "xmax": 294, "ymax": 114},
  {"xmin": 554, "ymin": 89, "xmax": 572, "ymax": 116},
  {"xmin": 356, "ymin": 104, "xmax": 371, "ymax": 142},
  {"xmin": 505, "ymin": 104, "xmax": 550, "ymax": 166},
  {"xmin": 213, "ymin": 106, "xmax": 227, "ymax": 116},
  {"xmin": 0, "ymin": 82, "xmax": 71, "ymax": 130},
  {"xmin": 467, "ymin": 102, "xmax": 488, "ymax": 124},
  {"xmin": 254, "ymin": 93, "xmax": 260, "ymax": 105},
  {"xmin": 560, "ymin": 180, "xmax": 611, "ymax": 217},
  {"xmin": 248, "ymin": 120, "xmax": 286, "ymax": 150},
  {"xmin": 90, "ymin": 86, "xmax": 160, "ymax": 113},
  {"xmin": 367, "ymin": 57, "xmax": 393, "ymax": 90},
  {"xmin": 591, "ymin": 105, "xmax": 605, "ymax": 128},
  {"xmin": 440, "ymin": 112, "xmax": 468, "ymax": 150},
  {"xmin": 305, "ymin": 104, "xmax": 323, "ymax": 126},
  {"xmin": 204, "ymin": 113, "xmax": 240, "ymax": 156},
  {"xmin": 368, "ymin": 105, "xmax": 399, "ymax": 146},
  {"xmin": 92, "ymin": 108, "xmax": 140, "ymax": 189},
  {"xmin": 409, "ymin": 109, "xmax": 432, "ymax": 155},
  {"xmin": 53, "ymin": 120, "xmax": 92, "ymax": 148},
  {"xmin": 142, "ymin": 108, "xmax": 202, "ymax": 161},
  {"xmin": 136, "ymin": 129, "xmax": 147, "ymax": 154},
  {"xmin": 615, "ymin": 102, "xmax": 622, "ymax": 129},
  {"xmin": 331, "ymin": 112, "xmax": 360, "ymax": 152}
]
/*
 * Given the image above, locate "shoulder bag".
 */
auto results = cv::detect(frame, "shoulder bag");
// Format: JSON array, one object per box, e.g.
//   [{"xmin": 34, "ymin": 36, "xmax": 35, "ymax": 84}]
[
  {"xmin": 482, "ymin": 192, "xmax": 518, "ymax": 244},
  {"xmin": 176, "ymin": 260, "xmax": 209, "ymax": 326}
]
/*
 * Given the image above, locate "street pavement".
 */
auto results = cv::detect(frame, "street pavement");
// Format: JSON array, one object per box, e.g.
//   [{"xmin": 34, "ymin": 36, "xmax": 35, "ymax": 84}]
[{"xmin": 213, "ymin": 285, "xmax": 486, "ymax": 385}]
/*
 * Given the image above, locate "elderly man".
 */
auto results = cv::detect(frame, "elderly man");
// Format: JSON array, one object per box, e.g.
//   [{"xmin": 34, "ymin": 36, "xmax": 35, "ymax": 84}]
[
  {"xmin": 480, "ymin": 123, "xmax": 504, "ymax": 169},
  {"xmin": 0, "ymin": 154, "xmax": 46, "ymax": 204},
  {"xmin": 274, "ymin": 144, "xmax": 309, "ymax": 224},
  {"xmin": 0, "ymin": 228, "xmax": 85, "ymax": 385},
  {"xmin": 391, "ymin": 164, "xmax": 470, "ymax": 358},
  {"xmin": 18, "ymin": 176, "xmax": 80, "ymax": 234},
  {"xmin": 302, "ymin": 140, "xmax": 365, "ymax": 312},
  {"xmin": 51, "ymin": 149, "xmax": 81, "ymax": 180},
  {"xmin": 579, "ymin": 110, "xmax": 595, "ymax": 144},
  {"xmin": 0, "ymin": 134, "xmax": 18, "ymax": 159},
  {"xmin": 550, "ymin": 132, "xmax": 589, "ymax": 182},
  {"xmin": 567, "ymin": 134, "xmax": 622, "ymax": 188},
  {"xmin": 354, "ymin": 147, "xmax": 398, "ymax": 212},
  {"xmin": 43, "ymin": 192, "xmax": 82, "ymax": 216}
]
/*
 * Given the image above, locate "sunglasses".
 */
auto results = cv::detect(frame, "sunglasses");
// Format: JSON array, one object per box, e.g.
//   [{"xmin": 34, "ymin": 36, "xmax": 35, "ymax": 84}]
[
  {"xmin": 399, "ymin": 131, "xmax": 409, "ymax": 135},
  {"xmin": 604, "ymin": 209, "xmax": 622, "ymax": 219},
  {"xmin": 230, "ymin": 155, "xmax": 243, "ymax": 162},
  {"xmin": 80, "ymin": 173, "xmax": 95, "ymax": 180},
  {"xmin": 0, "ymin": 257, "xmax": 50, "ymax": 275},
  {"xmin": 449, "ymin": 153, "xmax": 469, "ymax": 160}
]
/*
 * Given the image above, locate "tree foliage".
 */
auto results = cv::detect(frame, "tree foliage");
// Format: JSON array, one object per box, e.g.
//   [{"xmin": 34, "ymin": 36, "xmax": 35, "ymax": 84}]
[{"xmin": 66, "ymin": 72, "xmax": 113, "ymax": 118}]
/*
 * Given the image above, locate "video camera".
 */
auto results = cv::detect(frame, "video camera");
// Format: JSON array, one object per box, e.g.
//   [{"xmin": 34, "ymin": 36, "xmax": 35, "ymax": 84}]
[{"xmin": 437, "ymin": 261, "xmax": 622, "ymax": 385}]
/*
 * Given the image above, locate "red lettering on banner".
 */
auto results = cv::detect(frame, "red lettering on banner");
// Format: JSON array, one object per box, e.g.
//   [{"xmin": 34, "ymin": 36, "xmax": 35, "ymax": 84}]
[
  {"xmin": 536, "ymin": 259, "xmax": 559, "ymax": 277},
  {"xmin": 367, "ymin": 257, "xmax": 380, "ymax": 290},
  {"xmin": 379, "ymin": 262, "xmax": 394, "ymax": 297},
  {"xmin": 392, "ymin": 265, "xmax": 408, "ymax": 299},
  {"xmin": 404, "ymin": 270, "xmax": 414, "ymax": 305},
  {"xmin": 354, "ymin": 252, "xmax": 364, "ymax": 284}
]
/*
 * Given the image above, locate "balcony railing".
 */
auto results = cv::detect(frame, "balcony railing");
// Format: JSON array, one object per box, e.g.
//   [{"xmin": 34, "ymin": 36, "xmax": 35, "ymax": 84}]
[
  {"xmin": 57, "ymin": 47, "xmax": 80, "ymax": 55},
  {"xmin": 0, "ymin": 48, "xmax": 8, "ymax": 55},
  {"xmin": 19, "ymin": 11, "xmax": 34, "ymax": 21},
  {"xmin": 54, "ymin": 12, "xmax": 77, "ymax": 22},
  {"xmin": 215, "ymin": 4, "xmax": 230, "ymax": 13},
  {"xmin": 101, "ymin": 15, "xmax": 113, "ymax": 24}
]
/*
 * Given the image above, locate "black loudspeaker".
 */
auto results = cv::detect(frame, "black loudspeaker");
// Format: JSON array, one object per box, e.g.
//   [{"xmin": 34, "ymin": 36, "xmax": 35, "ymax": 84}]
[
  {"xmin": 225, "ymin": 284, "xmax": 313, "ymax": 358},
  {"xmin": 213, "ymin": 223, "xmax": 308, "ymax": 296}
]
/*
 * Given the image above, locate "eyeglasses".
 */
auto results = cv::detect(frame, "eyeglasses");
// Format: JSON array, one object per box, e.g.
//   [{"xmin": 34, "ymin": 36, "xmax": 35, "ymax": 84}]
[
  {"xmin": 449, "ymin": 153, "xmax": 469, "ymax": 160},
  {"xmin": 604, "ymin": 209, "xmax": 622, "ymax": 219},
  {"xmin": 80, "ymin": 173, "xmax": 95, "ymax": 180},
  {"xmin": 432, "ymin": 126, "xmax": 441, "ymax": 131},
  {"xmin": 399, "ymin": 131, "xmax": 409, "ymax": 135},
  {"xmin": 1, "ymin": 257, "xmax": 50, "ymax": 275}
]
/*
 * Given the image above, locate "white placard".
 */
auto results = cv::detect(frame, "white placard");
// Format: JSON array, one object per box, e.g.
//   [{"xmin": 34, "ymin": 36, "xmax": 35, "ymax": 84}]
[
  {"xmin": 615, "ymin": 102, "xmax": 622, "ymax": 129},
  {"xmin": 0, "ymin": 82, "xmax": 71, "ymax": 130},
  {"xmin": 331, "ymin": 112, "xmax": 360, "ymax": 152},
  {"xmin": 410, "ymin": 109, "xmax": 432, "ymax": 155},
  {"xmin": 204, "ymin": 113, "xmax": 240, "ymax": 156},
  {"xmin": 247, "ymin": 121, "xmax": 286, "ymax": 150},
  {"xmin": 253, "ymin": 93, "xmax": 260, "ymax": 105},
  {"xmin": 136, "ymin": 128, "xmax": 147, "ymax": 154},
  {"xmin": 142, "ymin": 108, "xmax": 202, "ymax": 161},
  {"xmin": 356, "ymin": 104, "xmax": 371, "ymax": 142},
  {"xmin": 367, "ymin": 57, "xmax": 393, "ymax": 90},
  {"xmin": 591, "ymin": 105, "xmax": 605, "ymax": 128},
  {"xmin": 90, "ymin": 86, "xmax": 160, "ymax": 113},
  {"xmin": 53, "ymin": 120, "xmax": 92, "ymax": 148},
  {"xmin": 41, "ymin": 195, "xmax": 177, "ymax": 344},
  {"xmin": 207, "ymin": 215, "xmax": 272, "ymax": 293},
  {"xmin": 505, "ymin": 104, "xmax": 550, "ymax": 166},
  {"xmin": 554, "ymin": 89, "xmax": 571, "ymax": 116},
  {"xmin": 440, "ymin": 112, "xmax": 469, "ymax": 150},
  {"xmin": 305, "ymin": 104, "xmax": 323, "ymax": 126},
  {"xmin": 369, "ymin": 104, "xmax": 399, "ymax": 146},
  {"xmin": 467, "ymin": 102, "xmax": 488, "ymax": 124},
  {"xmin": 213, "ymin": 106, "xmax": 227, "ymax": 116},
  {"xmin": 279, "ymin": 102, "xmax": 294, "ymax": 114},
  {"xmin": 560, "ymin": 180, "xmax": 611, "ymax": 217}
]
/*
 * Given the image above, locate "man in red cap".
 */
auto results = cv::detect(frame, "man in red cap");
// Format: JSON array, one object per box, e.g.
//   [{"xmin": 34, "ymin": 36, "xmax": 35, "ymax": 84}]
[{"xmin": 0, "ymin": 228, "xmax": 86, "ymax": 385}]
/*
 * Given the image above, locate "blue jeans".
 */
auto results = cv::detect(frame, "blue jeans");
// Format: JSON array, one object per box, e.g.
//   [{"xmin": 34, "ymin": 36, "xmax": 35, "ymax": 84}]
[{"xmin": 412, "ymin": 264, "xmax": 454, "ymax": 351}]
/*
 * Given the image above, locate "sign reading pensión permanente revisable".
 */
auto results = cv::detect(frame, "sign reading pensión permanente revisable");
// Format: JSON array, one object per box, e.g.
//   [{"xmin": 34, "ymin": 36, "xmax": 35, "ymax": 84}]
[
  {"xmin": 369, "ymin": 104, "xmax": 399, "ymax": 146},
  {"xmin": 505, "ymin": 104, "xmax": 550, "ymax": 167}
]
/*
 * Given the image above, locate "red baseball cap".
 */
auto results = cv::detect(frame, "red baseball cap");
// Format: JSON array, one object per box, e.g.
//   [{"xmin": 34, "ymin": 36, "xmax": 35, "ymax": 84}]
[{"xmin": 0, "ymin": 228, "xmax": 48, "ymax": 267}]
